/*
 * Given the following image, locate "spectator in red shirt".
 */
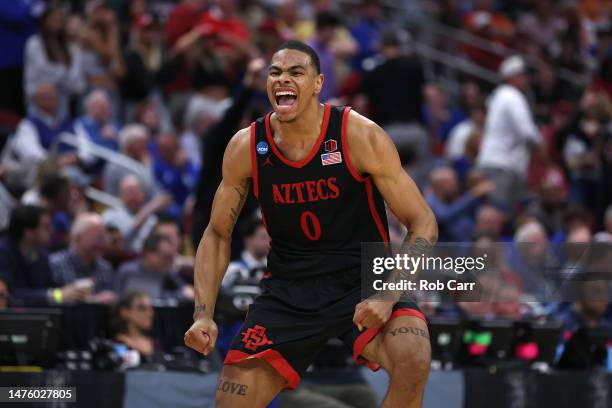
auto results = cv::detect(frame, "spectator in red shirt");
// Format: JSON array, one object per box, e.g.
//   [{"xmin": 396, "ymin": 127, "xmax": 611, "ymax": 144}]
[
  {"xmin": 197, "ymin": 0, "xmax": 252, "ymax": 62},
  {"xmin": 165, "ymin": 0, "xmax": 209, "ymax": 47}
]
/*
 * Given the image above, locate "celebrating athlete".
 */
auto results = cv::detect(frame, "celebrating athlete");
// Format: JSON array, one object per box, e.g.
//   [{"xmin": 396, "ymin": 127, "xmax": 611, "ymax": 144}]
[{"xmin": 185, "ymin": 40, "xmax": 438, "ymax": 408}]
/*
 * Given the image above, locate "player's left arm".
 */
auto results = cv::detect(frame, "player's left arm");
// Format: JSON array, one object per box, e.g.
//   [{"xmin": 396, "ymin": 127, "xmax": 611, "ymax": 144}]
[{"xmin": 347, "ymin": 111, "xmax": 438, "ymax": 329}]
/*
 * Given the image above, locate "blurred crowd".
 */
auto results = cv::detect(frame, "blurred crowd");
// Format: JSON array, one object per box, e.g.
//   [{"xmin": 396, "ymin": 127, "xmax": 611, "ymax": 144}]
[{"xmin": 0, "ymin": 0, "xmax": 612, "ymax": 389}]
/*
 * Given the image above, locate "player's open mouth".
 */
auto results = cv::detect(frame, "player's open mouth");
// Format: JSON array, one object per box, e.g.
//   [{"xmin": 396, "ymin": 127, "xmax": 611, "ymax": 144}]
[{"xmin": 275, "ymin": 90, "xmax": 298, "ymax": 112}]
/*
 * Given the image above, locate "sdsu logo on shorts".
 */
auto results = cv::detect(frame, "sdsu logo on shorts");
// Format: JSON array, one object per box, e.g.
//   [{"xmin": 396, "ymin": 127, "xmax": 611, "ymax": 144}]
[
  {"xmin": 256, "ymin": 141, "xmax": 269, "ymax": 155},
  {"xmin": 241, "ymin": 325, "xmax": 273, "ymax": 351}
]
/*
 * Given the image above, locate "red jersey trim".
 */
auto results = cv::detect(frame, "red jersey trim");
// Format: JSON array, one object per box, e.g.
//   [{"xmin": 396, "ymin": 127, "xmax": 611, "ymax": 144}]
[
  {"xmin": 249, "ymin": 122, "xmax": 259, "ymax": 198},
  {"xmin": 365, "ymin": 178, "xmax": 390, "ymax": 243},
  {"xmin": 225, "ymin": 349, "xmax": 301, "ymax": 390},
  {"xmin": 352, "ymin": 308, "xmax": 427, "ymax": 371},
  {"xmin": 341, "ymin": 107, "xmax": 367, "ymax": 182},
  {"xmin": 264, "ymin": 104, "xmax": 331, "ymax": 168}
]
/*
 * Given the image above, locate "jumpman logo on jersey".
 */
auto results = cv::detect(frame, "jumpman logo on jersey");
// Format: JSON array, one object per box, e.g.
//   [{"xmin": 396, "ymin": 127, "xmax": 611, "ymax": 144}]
[{"xmin": 263, "ymin": 156, "xmax": 273, "ymax": 167}]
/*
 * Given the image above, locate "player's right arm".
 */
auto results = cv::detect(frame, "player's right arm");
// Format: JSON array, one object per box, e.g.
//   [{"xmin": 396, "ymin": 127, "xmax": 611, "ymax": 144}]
[{"xmin": 184, "ymin": 127, "xmax": 252, "ymax": 355}]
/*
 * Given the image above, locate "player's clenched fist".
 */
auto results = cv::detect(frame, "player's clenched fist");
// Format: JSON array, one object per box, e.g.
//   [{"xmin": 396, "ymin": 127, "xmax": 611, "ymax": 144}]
[
  {"xmin": 184, "ymin": 318, "xmax": 218, "ymax": 356},
  {"xmin": 353, "ymin": 300, "xmax": 394, "ymax": 331}
]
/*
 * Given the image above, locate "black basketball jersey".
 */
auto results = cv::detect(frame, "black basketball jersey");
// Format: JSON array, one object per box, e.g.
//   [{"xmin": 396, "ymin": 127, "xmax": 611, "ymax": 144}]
[{"xmin": 250, "ymin": 104, "xmax": 389, "ymax": 279}]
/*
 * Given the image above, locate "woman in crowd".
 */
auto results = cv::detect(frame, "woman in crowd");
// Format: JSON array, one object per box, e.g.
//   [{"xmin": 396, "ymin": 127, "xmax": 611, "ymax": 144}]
[
  {"xmin": 113, "ymin": 290, "xmax": 160, "ymax": 358},
  {"xmin": 24, "ymin": 3, "xmax": 85, "ymax": 117}
]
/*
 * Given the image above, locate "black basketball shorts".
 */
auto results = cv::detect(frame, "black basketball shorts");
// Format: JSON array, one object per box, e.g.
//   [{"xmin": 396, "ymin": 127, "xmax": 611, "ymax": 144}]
[{"xmin": 224, "ymin": 270, "xmax": 426, "ymax": 389}]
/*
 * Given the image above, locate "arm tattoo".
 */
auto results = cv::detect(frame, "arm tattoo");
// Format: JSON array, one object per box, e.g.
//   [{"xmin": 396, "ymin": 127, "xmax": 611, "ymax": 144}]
[
  {"xmin": 193, "ymin": 304, "xmax": 206, "ymax": 320},
  {"xmin": 228, "ymin": 179, "xmax": 250, "ymax": 234}
]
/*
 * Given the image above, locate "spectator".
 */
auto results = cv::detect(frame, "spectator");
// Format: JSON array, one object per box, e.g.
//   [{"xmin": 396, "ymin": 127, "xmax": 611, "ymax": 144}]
[
  {"xmin": 102, "ymin": 174, "xmax": 169, "ymax": 253},
  {"xmin": 114, "ymin": 234, "xmax": 192, "ymax": 303},
  {"xmin": 73, "ymin": 89, "xmax": 121, "ymax": 174},
  {"xmin": 357, "ymin": 30, "xmax": 426, "ymax": 127},
  {"xmin": 221, "ymin": 216, "xmax": 270, "ymax": 290},
  {"xmin": 152, "ymin": 215, "xmax": 194, "ymax": 283},
  {"xmin": 0, "ymin": 277, "xmax": 9, "ymax": 309},
  {"xmin": 422, "ymin": 84, "xmax": 467, "ymax": 147},
  {"xmin": 24, "ymin": 4, "xmax": 85, "ymax": 117},
  {"xmin": 22, "ymin": 171, "xmax": 75, "ymax": 251},
  {"xmin": 477, "ymin": 56, "xmax": 543, "ymax": 213},
  {"xmin": 525, "ymin": 167, "xmax": 568, "ymax": 238},
  {"xmin": 102, "ymin": 123, "xmax": 159, "ymax": 197},
  {"xmin": 50, "ymin": 213, "xmax": 116, "ymax": 304},
  {"xmin": 558, "ymin": 89, "xmax": 610, "ymax": 212},
  {"xmin": 463, "ymin": 0, "xmax": 514, "ymax": 70},
  {"xmin": 473, "ymin": 204, "xmax": 507, "ymax": 240},
  {"xmin": 0, "ymin": 205, "xmax": 87, "ymax": 306},
  {"xmin": 556, "ymin": 280, "xmax": 611, "ymax": 369},
  {"xmin": 508, "ymin": 221, "xmax": 556, "ymax": 298},
  {"xmin": 165, "ymin": 0, "xmax": 208, "ymax": 48},
  {"xmin": 0, "ymin": 0, "xmax": 42, "ymax": 117},
  {"xmin": 80, "ymin": 1, "xmax": 125, "ymax": 97},
  {"xmin": 113, "ymin": 290, "xmax": 160, "ymax": 357},
  {"xmin": 349, "ymin": 0, "xmax": 385, "ymax": 71},
  {"xmin": 445, "ymin": 104, "xmax": 485, "ymax": 162},
  {"xmin": 491, "ymin": 281, "xmax": 526, "ymax": 320},
  {"xmin": 1, "ymin": 83, "xmax": 77, "ymax": 191},
  {"xmin": 516, "ymin": 0, "xmax": 564, "ymax": 52},
  {"xmin": 426, "ymin": 166, "xmax": 495, "ymax": 242},
  {"xmin": 197, "ymin": 0, "xmax": 252, "ymax": 63},
  {"xmin": 150, "ymin": 132, "xmax": 199, "ymax": 217},
  {"xmin": 308, "ymin": 12, "xmax": 357, "ymax": 102},
  {"xmin": 271, "ymin": 0, "xmax": 300, "ymax": 41},
  {"xmin": 120, "ymin": 13, "xmax": 173, "ymax": 114}
]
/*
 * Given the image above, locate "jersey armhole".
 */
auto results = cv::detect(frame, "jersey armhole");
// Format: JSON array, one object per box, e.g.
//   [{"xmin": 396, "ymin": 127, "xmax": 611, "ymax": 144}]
[
  {"xmin": 249, "ymin": 122, "xmax": 259, "ymax": 198},
  {"xmin": 341, "ymin": 107, "xmax": 368, "ymax": 183}
]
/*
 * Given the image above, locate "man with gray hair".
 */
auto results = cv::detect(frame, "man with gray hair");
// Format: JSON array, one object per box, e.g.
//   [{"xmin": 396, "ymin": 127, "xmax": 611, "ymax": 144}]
[
  {"xmin": 477, "ymin": 55, "xmax": 542, "ymax": 213},
  {"xmin": 102, "ymin": 123, "xmax": 164, "ymax": 198},
  {"xmin": 102, "ymin": 174, "xmax": 170, "ymax": 252},
  {"xmin": 75, "ymin": 89, "xmax": 119, "ymax": 152},
  {"xmin": 49, "ymin": 212, "xmax": 116, "ymax": 304}
]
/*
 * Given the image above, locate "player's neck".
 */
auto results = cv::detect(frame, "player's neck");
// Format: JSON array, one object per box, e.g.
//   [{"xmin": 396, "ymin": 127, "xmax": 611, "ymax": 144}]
[{"xmin": 274, "ymin": 102, "xmax": 324, "ymax": 142}]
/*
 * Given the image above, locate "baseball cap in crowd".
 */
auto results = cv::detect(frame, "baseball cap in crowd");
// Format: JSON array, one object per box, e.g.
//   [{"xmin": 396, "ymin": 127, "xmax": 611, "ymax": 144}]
[{"xmin": 499, "ymin": 55, "xmax": 526, "ymax": 79}]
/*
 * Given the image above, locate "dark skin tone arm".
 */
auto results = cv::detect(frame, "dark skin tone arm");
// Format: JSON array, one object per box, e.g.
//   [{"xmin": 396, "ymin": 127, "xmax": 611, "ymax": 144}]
[
  {"xmin": 184, "ymin": 127, "xmax": 252, "ymax": 355},
  {"xmin": 346, "ymin": 110, "xmax": 438, "ymax": 331}
]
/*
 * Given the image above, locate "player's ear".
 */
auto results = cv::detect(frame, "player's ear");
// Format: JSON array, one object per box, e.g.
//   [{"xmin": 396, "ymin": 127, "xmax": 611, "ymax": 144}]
[{"xmin": 314, "ymin": 73, "xmax": 324, "ymax": 95}]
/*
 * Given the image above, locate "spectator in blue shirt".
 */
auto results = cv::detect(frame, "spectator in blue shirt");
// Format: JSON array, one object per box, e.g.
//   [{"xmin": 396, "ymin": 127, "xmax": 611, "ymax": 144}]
[
  {"xmin": 349, "ymin": 0, "xmax": 385, "ymax": 71},
  {"xmin": 74, "ymin": 89, "xmax": 120, "ymax": 160},
  {"xmin": 150, "ymin": 132, "xmax": 198, "ymax": 218},
  {"xmin": 0, "ymin": 0, "xmax": 44, "ymax": 116},
  {"xmin": 426, "ymin": 166, "xmax": 495, "ymax": 242}
]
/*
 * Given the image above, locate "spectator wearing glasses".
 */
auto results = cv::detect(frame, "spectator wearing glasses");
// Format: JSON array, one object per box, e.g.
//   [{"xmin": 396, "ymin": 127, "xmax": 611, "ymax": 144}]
[{"xmin": 113, "ymin": 290, "xmax": 160, "ymax": 357}]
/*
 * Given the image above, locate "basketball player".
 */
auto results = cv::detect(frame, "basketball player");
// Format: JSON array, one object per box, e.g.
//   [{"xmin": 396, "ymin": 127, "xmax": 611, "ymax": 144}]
[{"xmin": 185, "ymin": 40, "xmax": 438, "ymax": 408}]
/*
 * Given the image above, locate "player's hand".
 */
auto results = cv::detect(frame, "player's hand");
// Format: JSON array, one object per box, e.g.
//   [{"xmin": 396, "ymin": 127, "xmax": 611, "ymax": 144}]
[
  {"xmin": 184, "ymin": 317, "xmax": 218, "ymax": 356},
  {"xmin": 353, "ymin": 300, "xmax": 394, "ymax": 331}
]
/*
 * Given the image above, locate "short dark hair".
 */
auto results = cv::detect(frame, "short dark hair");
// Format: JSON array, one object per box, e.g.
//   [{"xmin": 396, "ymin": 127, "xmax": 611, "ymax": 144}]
[
  {"xmin": 142, "ymin": 233, "xmax": 172, "ymax": 253},
  {"xmin": 8, "ymin": 205, "xmax": 48, "ymax": 241},
  {"xmin": 39, "ymin": 174, "xmax": 69, "ymax": 201},
  {"xmin": 274, "ymin": 40, "xmax": 321, "ymax": 74},
  {"xmin": 113, "ymin": 290, "xmax": 150, "ymax": 335},
  {"xmin": 315, "ymin": 11, "xmax": 341, "ymax": 30},
  {"xmin": 239, "ymin": 214, "xmax": 264, "ymax": 240}
]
